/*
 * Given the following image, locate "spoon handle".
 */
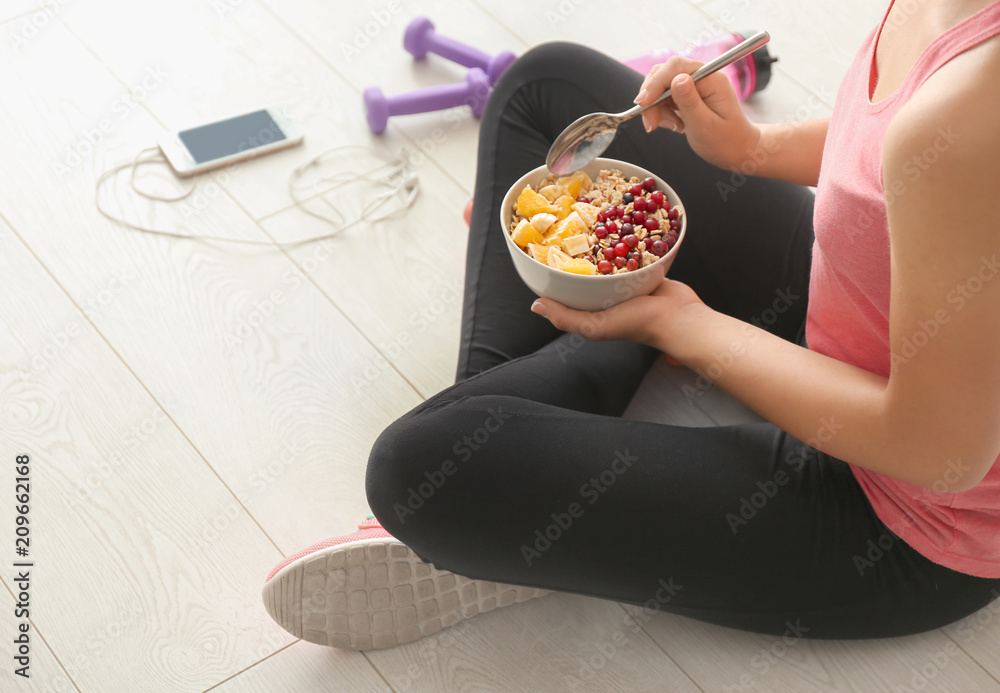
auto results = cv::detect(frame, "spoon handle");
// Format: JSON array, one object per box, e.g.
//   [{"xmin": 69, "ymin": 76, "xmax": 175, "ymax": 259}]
[{"xmin": 619, "ymin": 31, "xmax": 771, "ymax": 120}]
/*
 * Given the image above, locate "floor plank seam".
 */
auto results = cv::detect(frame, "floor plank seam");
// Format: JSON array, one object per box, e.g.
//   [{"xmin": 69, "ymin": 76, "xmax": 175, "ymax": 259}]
[
  {"xmin": 57, "ymin": 6, "xmax": 444, "ymax": 405},
  {"xmin": 0, "ymin": 578, "xmax": 83, "ymax": 692},
  {"xmin": 200, "ymin": 639, "xmax": 299, "ymax": 692},
  {"xmin": 614, "ymin": 602, "xmax": 709, "ymax": 693},
  {"xmin": 0, "ymin": 209, "xmax": 288, "ymax": 560}
]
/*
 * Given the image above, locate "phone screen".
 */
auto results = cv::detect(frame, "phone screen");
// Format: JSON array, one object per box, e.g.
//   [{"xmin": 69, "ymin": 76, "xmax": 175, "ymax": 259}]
[{"xmin": 178, "ymin": 110, "xmax": 287, "ymax": 164}]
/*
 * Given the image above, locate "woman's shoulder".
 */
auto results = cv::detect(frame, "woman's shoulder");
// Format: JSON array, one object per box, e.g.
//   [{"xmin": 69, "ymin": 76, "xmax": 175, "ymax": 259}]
[{"xmin": 885, "ymin": 34, "xmax": 1000, "ymax": 174}]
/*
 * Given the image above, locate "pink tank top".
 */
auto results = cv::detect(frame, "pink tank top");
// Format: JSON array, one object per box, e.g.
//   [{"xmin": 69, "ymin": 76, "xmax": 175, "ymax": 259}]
[{"xmin": 807, "ymin": 0, "xmax": 1000, "ymax": 577}]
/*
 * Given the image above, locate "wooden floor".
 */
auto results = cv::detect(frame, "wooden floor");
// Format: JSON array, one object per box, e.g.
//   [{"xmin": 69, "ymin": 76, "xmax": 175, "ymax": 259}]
[{"xmin": 2, "ymin": 0, "xmax": 999, "ymax": 690}]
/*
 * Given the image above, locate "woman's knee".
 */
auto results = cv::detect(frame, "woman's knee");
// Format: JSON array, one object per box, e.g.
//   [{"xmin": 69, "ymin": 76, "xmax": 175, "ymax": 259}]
[
  {"xmin": 496, "ymin": 41, "xmax": 610, "ymax": 88},
  {"xmin": 365, "ymin": 399, "xmax": 467, "ymax": 535},
  {"xmin": 365, "ymin": 395, "xmax": 516, "ymax": 535}
]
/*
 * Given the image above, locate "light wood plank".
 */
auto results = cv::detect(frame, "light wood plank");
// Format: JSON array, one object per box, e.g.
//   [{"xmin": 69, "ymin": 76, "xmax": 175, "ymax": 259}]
[
  {"xmin": 692, "ymin": 0, "xmax": 886, "ymax": 107},
  {"xmin": 366, "ymin": 593, "xmax": 701, "ymax": 693},
  {"xmin": 624, "ymin": 356, "xmax": 720, "ymax": 427},
  {"xmin": 58, "ymin": 0, "xmax": 467, "ymax": 399},
  {"xmin": 208, "ymin": 642, "xmax": 391, "ymax": 693},
  {"xmin": 627, "ymin": 605, "xmax": 1000, "ymax": 693},
  {"xmin": 0, "ymin": 579, "xmax": 79, "ymax": 691},
  {"xmin": 0, "ymin": 0, "xmax": 45, "ymax": 24},
  {"xmin": 654, "ymin": 361, "xmax": 766, "ymax": 426},
  {"xmin": 0, "ymin": 217, "xmax": 298, "ymax": 691},
  {"xmin": 260, "ymin": 0, "xmax": 530, "ymax": 195},
  {"xmin": 56, "ymin": 0, "xmax": 409, "ymax": 220},
  {"xmin": 0, "ymin": 16, "xmax": 422, "ymax": 556},
  {"xmin": 943, "ymin": 599, "xmax": 1000, "ymax": 684}
]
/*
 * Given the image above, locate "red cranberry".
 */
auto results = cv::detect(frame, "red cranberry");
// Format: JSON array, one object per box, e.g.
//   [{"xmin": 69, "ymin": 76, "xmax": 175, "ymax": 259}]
[
  {"xmin": 631, "ymin": 210, "xmax": 646, "ymax": 225},
  {"xmin": 605, "ymin": 221, "xmax": 618, "ymax": 234},
  {"xmin": 629, "ymin": 183, "xmax": 643, "ymax": 196},
  {"xmin": 594, "ymin": 224, "xmax": 609, "ymax": 239},
  {"xmin": 624, "ymin": 234, "xmax": 639, "ymax": 250},
  {"xmin": 576, "ymin": 197, "xmax": 591, "ymax": 204},
  {"xmin": 667, "ymin": 208, "xmax": 679, "ymax": 221},
  {"xmin": 597, "ymin": 211, "xmax": 607, "ymax": 223},
  {"xmin": 665, "ymin": 234, "xmax": 677, "ymax": 250},
  {"xmin": 670, "ymin": 219, "xmax": 681, "ymax": 231},
  {"xmin": 621, "ymin": 213, "xmax": 633, "ymax": 224},
  {"xmin": 598, "ymin": 259, "xmax": 613, "ymax": 274},
  {"xmin": 585, "ymin": 255, "xmax": 596, "ymax": 264},
  {"xmin": 621, "ymin": 222, "xmax": 634, "ymax": 235},
  {"xmin": 633, "ymin": 197, "xmax": 647, "ymax": 212},
  {"xmin": 614, "ymin": 242, "xmax": 629, "ymax": 257},
  {"xmin": 651, "ymin": 191, "xmax": 665, "ymax": 207},
  {"xmin": 642, "ymin": 177, "xmax": 656, "ymax": 191},
  {"xmin": 626, "ymin": 257, "xmax": 639, "ymax": 271},
  {"xmin": 614, "ymin": 256, "xmax": 626, "ymax": 268},
  {"xmin": 643, "ymin": 218, "xmax": 659, "ymax": 232},
  {"xmin": 651, "ymin": 240, "xmax": 667, "ymax": 256},
  {"xmin": 603, "ymin": 247, "xmax": 616, "ymax": 261}
]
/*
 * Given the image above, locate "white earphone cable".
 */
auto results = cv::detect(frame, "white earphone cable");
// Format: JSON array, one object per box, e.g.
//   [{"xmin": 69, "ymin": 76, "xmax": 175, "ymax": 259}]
[{"xmin": 95, "ymin": 144, "xmax": 420, "ymax": 248}]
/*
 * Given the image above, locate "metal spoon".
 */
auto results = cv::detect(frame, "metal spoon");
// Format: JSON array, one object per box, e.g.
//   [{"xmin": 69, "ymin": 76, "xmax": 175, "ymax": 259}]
[{"xmin": 545, "ymin": 31, "xmax": 771, "ymax": 175}]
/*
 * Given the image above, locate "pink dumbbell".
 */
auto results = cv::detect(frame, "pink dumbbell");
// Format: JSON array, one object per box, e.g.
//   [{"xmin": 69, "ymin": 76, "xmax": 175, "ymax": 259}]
[
  {"xmin": 364, "ymin": 67, "xmax": 492, "ymax": 134},
  {"xmin": 404, "ymin": 16, "xmax": 516, "ymax": 85}
]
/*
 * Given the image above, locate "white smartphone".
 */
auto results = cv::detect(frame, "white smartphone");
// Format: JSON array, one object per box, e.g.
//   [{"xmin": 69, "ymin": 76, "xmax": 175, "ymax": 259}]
[{"xmin": 158, "ymin": 106, "xmax": 304, "ymax": 177}]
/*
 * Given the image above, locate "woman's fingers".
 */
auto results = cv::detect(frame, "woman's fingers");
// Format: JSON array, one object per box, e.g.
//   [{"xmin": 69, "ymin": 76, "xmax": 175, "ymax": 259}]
[
  {"xmin": 634, "ymin": 56, "xmax": 706, "ymax": 133},
  {"xmin": 531, "ymin": 299, "xmax": 615, "ymax": 340}
]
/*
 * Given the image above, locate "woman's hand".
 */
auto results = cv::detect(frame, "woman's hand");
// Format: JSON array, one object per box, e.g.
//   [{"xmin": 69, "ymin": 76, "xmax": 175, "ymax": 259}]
[
  {"xmin": 530, "ymin": 278, "xmax": 709, "ymax": 354},
  {"xmin": 633, "ymin": 56, "xmax": 761, "ymax": 172}
]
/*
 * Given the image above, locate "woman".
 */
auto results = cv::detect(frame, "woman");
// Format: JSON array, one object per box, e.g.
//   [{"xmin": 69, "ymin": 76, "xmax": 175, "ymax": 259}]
[{"xmin": 263, "ymin": 0, "xmax": 1000, "ymax": 649}]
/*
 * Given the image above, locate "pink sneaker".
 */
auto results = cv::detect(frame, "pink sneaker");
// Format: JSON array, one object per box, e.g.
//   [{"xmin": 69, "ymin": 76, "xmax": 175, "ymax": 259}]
[{"xmin": 262, "ymin": 516, "xmax": 547, "ymax": 650}]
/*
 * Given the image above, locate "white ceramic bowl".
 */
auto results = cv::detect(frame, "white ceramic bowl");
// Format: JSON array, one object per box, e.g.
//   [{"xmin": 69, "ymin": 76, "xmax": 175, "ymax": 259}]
[{"xmin": 500, "ymin": 157, "xmax": 687, "ymax": 311}]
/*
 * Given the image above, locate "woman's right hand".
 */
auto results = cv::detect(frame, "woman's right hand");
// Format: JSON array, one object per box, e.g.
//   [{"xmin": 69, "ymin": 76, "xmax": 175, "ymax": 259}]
[{"xmin": 633, "ymin": 56, "xmax": 761, "ymax": 171}]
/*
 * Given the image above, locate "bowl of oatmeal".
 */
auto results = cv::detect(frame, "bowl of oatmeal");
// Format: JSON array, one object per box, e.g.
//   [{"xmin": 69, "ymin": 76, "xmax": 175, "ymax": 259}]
[{"xmin": 500, "ymin": 158, "xmax": 687, "ymax": 311}]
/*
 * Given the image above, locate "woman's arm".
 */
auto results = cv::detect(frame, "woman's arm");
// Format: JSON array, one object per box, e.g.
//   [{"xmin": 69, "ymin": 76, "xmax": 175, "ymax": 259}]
[
  {"xmin": 536, "ymin": 53, "xmax": 1000, "ymax": 492},
  {"xmin": 633, "ymin": 57, "xmax": 829, "ymax": 186}
]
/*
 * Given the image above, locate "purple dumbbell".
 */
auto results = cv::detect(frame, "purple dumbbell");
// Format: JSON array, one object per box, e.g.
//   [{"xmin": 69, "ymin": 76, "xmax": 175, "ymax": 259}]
[
  {"xmin": 404, "ymin": 16, "xmax": 516, "ymax": 85},
  {"xmin": 364, "ymin": 67, "xmax": 491, "ymax": 134}
]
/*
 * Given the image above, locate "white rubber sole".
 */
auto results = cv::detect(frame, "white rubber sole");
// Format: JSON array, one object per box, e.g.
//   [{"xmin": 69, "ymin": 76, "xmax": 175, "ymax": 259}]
[{"xmin": 262, "ymin": 537, "xmax": 547, "ymax": 650}]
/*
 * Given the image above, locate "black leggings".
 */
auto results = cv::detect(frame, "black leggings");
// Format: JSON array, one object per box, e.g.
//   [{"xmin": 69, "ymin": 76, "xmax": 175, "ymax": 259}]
[{"xmin": 365, "ymin": 42, "xmax": 1000, "ymax": 639}]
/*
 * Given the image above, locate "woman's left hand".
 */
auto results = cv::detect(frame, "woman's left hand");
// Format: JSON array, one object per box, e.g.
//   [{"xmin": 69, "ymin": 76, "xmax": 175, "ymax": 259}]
[{"xmin": 530, "ymin": 278, "xmax": 709, "ymax": 352}]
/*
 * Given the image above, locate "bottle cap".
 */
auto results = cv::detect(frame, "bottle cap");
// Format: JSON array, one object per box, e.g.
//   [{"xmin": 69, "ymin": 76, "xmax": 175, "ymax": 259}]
[{"xmin": 741, "ymin": 31, "xmax": 778, "ymax": 94}]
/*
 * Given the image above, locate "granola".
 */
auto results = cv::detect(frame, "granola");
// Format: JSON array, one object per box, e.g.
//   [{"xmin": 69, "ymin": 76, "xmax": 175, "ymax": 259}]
[{"xmin": 509, "ymin": 168, "xmax": 683, "ymax": 275}]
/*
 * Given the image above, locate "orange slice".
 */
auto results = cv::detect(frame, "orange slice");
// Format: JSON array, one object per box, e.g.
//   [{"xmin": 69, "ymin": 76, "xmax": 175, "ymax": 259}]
[{"xmin": 516, "ymin": 186, "xmax": 558, "ymax": 217}]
